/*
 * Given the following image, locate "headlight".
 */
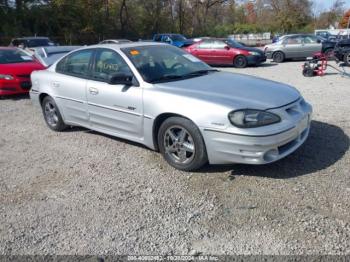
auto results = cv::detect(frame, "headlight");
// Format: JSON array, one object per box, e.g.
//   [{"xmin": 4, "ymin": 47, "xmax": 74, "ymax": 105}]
[
  {"xmin": 249, "ymin": 51, "xmax": 260, "ymax": 56},
  {"xmin": 0, "ymin": 74, "xmax": 14, "ymax": 80},
  {"xmin": 228, "ymin": 109, "xmax": 281, "ymax": 128}
]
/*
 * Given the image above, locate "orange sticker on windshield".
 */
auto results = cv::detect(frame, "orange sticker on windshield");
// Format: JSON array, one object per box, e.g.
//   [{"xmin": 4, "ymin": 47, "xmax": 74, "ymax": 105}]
[{"xmin": 130, "ymin": 50, "xmax": 140, "ymax": 55}]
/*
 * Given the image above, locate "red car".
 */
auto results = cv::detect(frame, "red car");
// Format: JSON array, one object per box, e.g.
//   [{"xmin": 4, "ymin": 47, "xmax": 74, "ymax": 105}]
[
  {"xmin": 0, "ymin": 47, "xmax": 45, "ymax": 96},
  {"xmin": 183, "ymin": 39, "xmax": 266, "ymax": 68}
]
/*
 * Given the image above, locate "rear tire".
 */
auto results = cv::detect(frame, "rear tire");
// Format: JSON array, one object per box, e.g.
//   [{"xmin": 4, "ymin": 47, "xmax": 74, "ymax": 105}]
[
  {"xmin": 41, "ymin": 96, "xmax": 67, "ymax": 131},
  {"xmin": 344, "ymin": 51, "xmax": 350, "ymax": 66},
  {"xmin": 157, "ymin": 117, "xmax": 208, "ymax": 171},
  {"xmin": 233, "ymin": 55, "xmax": 248, "ymax": 68},
  {"xmin": 324, "ymin": 48, "xmax": 334, "ymax": 58},
  {"xmin": 272, "ymin": 51, "xmax": 285, "ymax": 63}
]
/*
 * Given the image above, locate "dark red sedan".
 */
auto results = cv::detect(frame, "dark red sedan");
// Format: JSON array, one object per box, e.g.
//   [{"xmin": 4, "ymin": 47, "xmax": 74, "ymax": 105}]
[
  {"xmin": 183, "ymin": 39, "xmax": 266, "ymax": 68},
  {"xmin": 0, "ymin": 47, "xmax": 45, "ymax": 96}
]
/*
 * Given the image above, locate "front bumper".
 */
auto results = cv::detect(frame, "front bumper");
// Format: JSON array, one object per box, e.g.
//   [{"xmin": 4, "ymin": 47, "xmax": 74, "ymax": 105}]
[
  {"xmin": 0, "ymin": 78, "xmax": 32, "ymax": 96},
  {"xmin": 247, "ymin": 55, "xmax": 266, "ymax": 65},
  {"xmin": 265, "ymin": 51, "xmax": 273, "ymax": 59},
  {"xmin": 202, "ymin": 100, "xmax": 312, "ymax": 165}
]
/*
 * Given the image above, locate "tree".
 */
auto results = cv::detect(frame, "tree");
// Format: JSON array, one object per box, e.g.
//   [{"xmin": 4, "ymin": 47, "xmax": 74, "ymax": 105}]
[{"xmin": 340, "ymin": 10, "xmax": 350, "ymax": 29}]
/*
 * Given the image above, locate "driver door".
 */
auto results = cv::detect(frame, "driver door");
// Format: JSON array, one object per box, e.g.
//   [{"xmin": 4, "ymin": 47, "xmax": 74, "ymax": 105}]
[
  {"xmin": 302, "ymin": 35, "xmax": 322, "ymax": 57},
  {"xmin": 86, "ymin": 49, "xmax": 143, "ymax": 140}
]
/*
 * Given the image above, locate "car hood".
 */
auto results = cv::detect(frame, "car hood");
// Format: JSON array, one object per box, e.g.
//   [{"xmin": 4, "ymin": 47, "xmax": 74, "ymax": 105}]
[
  {"xmin": 154, "ymin": 71, "xmax": 300, "ymax": 110},
  {"xmin": 0, "ymin": 61, "xmax": 45, "ymax": 75},
  {"xmin": 238, "ymin": 46, "xmax": 264, "ymax": 55},
  {"xmin": 265, "ymin": 43, "xmax": 279, "ymax": 49}
]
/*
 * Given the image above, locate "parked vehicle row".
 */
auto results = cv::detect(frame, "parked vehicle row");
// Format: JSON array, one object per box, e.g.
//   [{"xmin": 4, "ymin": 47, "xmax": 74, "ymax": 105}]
[{"xmin": 184, "ymin": 38, "xmax": 266, "ymax": 68}]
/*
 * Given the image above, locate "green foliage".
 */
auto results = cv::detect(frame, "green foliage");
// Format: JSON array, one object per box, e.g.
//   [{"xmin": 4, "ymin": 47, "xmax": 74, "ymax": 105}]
[{"xmin": 0, "ymin": 0, "xmax": 347, "ymax": 45}]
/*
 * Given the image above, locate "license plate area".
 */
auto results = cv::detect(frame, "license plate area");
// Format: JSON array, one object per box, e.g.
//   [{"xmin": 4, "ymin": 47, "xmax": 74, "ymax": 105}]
[{"xmin": 299, "ymin": 115, "xmax": 309, "ymax": 132}]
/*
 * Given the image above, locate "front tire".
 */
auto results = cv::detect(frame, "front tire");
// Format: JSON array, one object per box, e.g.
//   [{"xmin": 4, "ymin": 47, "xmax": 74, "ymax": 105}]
[
  {"xmin": 158, "ymin": 117, "xmax": 208, "ymax": 171},
  {"xmin": 344, "ymin": 51, "xmax": 350, "ymax": 66},
  {"xmin": 324, "ymin": 48, "xmax": 334, "ymax": 58},
  {"xmin": 273, "ymin": 51, "xmax": 285, "ymax": 63},
  {"xmin": 234, "ymin": 55, "xmax": 248, "ymax": 68},
  {"xmin": 42, "ymin": 96, "xmax": 67, "ymax": 131}
]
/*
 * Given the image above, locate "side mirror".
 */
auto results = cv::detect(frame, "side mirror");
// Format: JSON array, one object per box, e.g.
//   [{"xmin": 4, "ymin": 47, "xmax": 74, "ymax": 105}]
[
  {"xmin": 224, "ymin": 45, "xmax": 230, "ymax": 50},
  {"xmin": 317, "ymin": 39, "xmax": 321, "ymax": 43},
  {"xmin": 108, "ymin": 73, "xmax": 134, "ymax": 86}
]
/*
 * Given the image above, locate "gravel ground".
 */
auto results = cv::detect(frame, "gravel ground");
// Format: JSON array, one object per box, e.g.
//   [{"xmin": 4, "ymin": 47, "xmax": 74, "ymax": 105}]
[{"xmin": 0, "ymin": 60, "xmax": 349, "ymax": 256}]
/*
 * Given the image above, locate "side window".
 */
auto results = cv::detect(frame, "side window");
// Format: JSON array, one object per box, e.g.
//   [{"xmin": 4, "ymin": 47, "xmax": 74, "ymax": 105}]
[
  {"xmin": 212, "ymin": 40, "xmax": 227, "ymax": 49},
  {"xmin": 154, "ymin": 35, "xmax": 162, "ymax": 42},
  {"xmin": 304, "ymin": 36, "xmax": 317, "ymax": 44},
  {"xmin": 198, "ymin": 40, "xmax": 214, "ymax": 49},
  {"xmin": 285, "ymin": 36, "xmax": 303, "ymax": 45},
  {"xmin": 11, "ymin": 40, "xmax": 19, "ymax": 46},
  {"xmin": 56, "ymin": 49, "xmax": 93, "ymax": 78},
  {"xmin": 92, "ymin": 49, "xmax": 132, "ymax": 82}
]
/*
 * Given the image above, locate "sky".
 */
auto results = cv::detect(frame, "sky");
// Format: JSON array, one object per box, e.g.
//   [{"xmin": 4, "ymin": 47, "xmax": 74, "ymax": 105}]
[{"xmin": 313, "ymin": 0, "xmax": 350, "ymax": 13}]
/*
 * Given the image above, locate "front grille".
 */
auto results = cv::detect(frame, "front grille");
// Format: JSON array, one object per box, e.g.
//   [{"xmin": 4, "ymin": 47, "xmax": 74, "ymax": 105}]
[
  {"xmin": 0, "ymin": 87, "xmax": 17, "ymax": 91},
  {"xmin": 17, "ymin": 74, "xmax": 31, "ymax": 78},
  {"xmin": 20, "ymin": 81, "xmax": 32, "ymax": 90}
]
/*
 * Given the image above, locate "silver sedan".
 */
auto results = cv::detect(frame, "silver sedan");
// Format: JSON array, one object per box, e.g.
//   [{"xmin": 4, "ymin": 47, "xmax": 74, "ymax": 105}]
[
  {"xmin": 264, "ymin": 34, "xmax": 322, "ymax": 63},
  {"xmin": 30, "ymin": 42, "xmax": 312, "ymax": 171}
]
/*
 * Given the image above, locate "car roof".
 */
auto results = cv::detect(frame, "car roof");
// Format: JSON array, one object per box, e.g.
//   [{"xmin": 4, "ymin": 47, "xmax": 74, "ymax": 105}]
[
  {"xmin": 81, "ymin": 42, "xmax": 167, "ymax": 50},
  {"xmin": 32, "ymin": 46, "xmax": 81, "ymax": 53},
  {"xmin": 283, "ymin": 34, "xmax": 314, "ymax": 38},
  {"xmin": 0, "ymin": 47, "xmax": 18, "ymax": 50},
  {"xmin": 155, "ymin": 33, "xmax": 182, "ymax": 36},
  {"xmin": 101, "ymin": 39, "xmax": 131, "ymax": 42},
  {"xmin": 12, "ymin": 37, "xmax": 50, "ymax": 40}
]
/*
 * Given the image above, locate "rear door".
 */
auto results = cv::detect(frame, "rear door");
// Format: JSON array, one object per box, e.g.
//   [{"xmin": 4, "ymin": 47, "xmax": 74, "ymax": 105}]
[
  {"xmin": 190, "ymin": 40, "xmax": 215, "ymax": 64},
  {"xmin": 282, "ymin": 36, "xmax": 304, "ymax": 58},
  {"xmin": 86, "ymin": 48, "xmax": 143, "ymax": 139},
  {"xmin": 53, "ymin": 49, "xmax": 94, "ymax": 126}
]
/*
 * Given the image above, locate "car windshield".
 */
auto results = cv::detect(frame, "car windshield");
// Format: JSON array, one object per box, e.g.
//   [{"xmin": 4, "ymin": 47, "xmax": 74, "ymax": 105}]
[
  {"xmin": 227, "ymin": 39, "xmax": 245, "ymax": 48},
  {"xmin": 122, "ymin": 45, "xmax": 215, "ymax": 83},
  {"xmin": 171, "ymin": 34, "xmax": 187, "ymax": 41},
  {"xmin": 27, "ymin": 39, "xmax": 53, "ymax": 48},
  {"xmin": 0, "ymin": 49, "xmax": 34, "ymax": 64}
]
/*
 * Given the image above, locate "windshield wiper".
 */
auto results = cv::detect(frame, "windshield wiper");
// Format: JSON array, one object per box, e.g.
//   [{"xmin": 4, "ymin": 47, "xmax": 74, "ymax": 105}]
[
  {"xmin": 150, "ymin": 74, "xmax": 184, "ymax": 83},
  {"xmin": 150, "ymin": 69, "xmax": 218, "ymax": 83},
  {"xmin": 183, "ymin": 69, "xmax": 219, "ymax": 77}
]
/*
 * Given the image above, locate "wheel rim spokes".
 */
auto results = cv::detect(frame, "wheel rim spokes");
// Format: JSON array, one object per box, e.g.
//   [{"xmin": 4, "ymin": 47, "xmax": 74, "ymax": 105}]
[
  {"xmin": 164, "ymin": 126, "xmax": 195, "ymax": 164},
  {"xmin": 44, "ymin": 102, "xmax": 58, "ymax": 126}
]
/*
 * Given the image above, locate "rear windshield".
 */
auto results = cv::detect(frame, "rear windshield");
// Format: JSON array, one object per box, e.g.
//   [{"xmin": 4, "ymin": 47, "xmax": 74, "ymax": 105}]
[{"xmin": 0, "ymin": 49, "xmax": 34, "ymax": 64}]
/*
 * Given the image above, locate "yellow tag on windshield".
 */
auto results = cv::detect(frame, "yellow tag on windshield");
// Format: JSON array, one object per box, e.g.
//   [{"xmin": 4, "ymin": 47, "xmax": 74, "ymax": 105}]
[{"xmin": 130, "ymin": 50, "xmax": 140, "ymax": 56}]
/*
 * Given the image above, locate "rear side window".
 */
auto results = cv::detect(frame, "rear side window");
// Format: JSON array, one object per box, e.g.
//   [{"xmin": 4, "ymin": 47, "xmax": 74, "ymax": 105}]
[
  {"xmin": 285, "ymin": 36, "xmax": 303, "ymax": 45},
  {"xmin": 198, "ymin": 40, "xmax": 214, "ymax": 49},
  {"xmin": 212, "ymin": 40, "xmax": 227, "ymax": 49},
  {"xmin": 56, "ymin": 49, "xmax": 94, "ymax": 78}
]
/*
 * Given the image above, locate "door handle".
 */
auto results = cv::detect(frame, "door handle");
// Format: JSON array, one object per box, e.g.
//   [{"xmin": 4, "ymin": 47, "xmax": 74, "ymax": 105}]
[
  {"xmin": 89, "ymin": 87, "xmax": 99, "ymax": 95},
  {"xmin": 52, "ymin": 82, "xmax": 60, "ymax": 88}
]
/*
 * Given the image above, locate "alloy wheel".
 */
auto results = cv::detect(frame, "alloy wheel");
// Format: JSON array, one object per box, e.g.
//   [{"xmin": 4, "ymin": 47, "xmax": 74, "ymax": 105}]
[
  {"xmin": 346, "ymin": 53, "xmax": 350, "ymax": 64},
  {"xmin": 164, "ymin": 125, "xmax": 195, "ymax": 164},
  {"xmin": 44, "ymin": 101, "xmax": 59, "ymax": 127}
]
